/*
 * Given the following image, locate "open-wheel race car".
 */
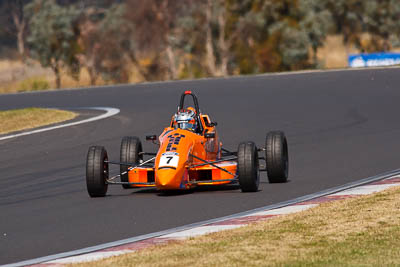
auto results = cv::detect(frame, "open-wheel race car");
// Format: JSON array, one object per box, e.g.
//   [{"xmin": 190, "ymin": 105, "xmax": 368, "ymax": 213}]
[{"xmin": 86, "ymin": 91, "xmax": 289, "ymax": 197}]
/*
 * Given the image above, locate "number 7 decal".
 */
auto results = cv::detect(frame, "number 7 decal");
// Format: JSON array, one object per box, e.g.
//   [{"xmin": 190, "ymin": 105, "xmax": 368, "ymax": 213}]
[
  {"xmin": 159, "ymin": 154, "xmax": 179, "ymax": 168},
  {"xmin": 166, "ymin": 156, "xmax": 173, "ymax": 164}
]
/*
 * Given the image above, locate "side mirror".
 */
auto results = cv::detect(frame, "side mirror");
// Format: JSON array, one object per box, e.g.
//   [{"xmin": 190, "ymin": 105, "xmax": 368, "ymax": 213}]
[
  {"xmin": 204, "ymin": 132, "xmax": 215, "ymax": 139},
  {"xmin": 210, "ymin": 122, "xmax": 218, "ymax": 127},
  {"xmin": 146, "ymin": 135, "xmax": 157, "ymax": 141}
]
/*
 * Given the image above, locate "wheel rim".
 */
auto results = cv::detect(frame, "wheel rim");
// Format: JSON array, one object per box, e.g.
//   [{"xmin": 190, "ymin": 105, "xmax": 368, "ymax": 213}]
[{"xmin": 103, "ymin": 156, "xmax": 109, "ymax": 180}]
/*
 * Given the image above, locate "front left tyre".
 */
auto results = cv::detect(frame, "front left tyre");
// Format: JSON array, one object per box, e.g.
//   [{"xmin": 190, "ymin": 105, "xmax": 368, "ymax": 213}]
[{"xmin": 86, "ymin": 146, "xmax": 109, "ymax": 197}]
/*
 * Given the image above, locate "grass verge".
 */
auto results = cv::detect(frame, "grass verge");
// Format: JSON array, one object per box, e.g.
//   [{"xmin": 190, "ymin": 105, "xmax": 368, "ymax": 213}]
[
  {"xmin": 73, "ymin": 186, "xmax": 400, "ymax": 267},
  {"xmin": 0, "ymin": 108, "xmax": 77, "ymax": 135}
]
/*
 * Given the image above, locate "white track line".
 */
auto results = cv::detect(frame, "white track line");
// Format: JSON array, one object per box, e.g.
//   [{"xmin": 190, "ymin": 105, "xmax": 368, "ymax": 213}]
[
  {"xmin": 32, "ymin": 180, "xmax": 400, "ymax": 266},
  {"xmin": 246, "ymin": 204, "xmax": 318, "ymax": 217},
  {"xmin": 0, "ymin": 107, "xmax": 120, "ymax": 141},
  {"xmin": 159, "ymin": 225, "xmax": 242, "ymax": 240},
  {"xmin": 331, "ymin": 184, "xmax": 396, "ymax": 196},
  {"xmin": 5, "ymin": 176, "xmax": 400, "ymax": 267}
]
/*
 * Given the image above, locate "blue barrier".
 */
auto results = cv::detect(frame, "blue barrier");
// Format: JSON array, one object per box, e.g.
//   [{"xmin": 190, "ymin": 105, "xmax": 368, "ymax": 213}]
[{"xmin": 348, "ymin": 53, "xmax": 400, "ymax": 68}]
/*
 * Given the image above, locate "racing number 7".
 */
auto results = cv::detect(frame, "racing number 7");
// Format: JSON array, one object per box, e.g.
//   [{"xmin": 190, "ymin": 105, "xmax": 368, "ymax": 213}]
[{"xmin": 166, "ymin": 156, "xmax": 173, "ymax": 164}]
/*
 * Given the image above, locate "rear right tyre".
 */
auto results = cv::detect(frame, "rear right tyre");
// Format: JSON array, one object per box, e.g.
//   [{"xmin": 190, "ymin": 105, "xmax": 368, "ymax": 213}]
[
  {"xmin": 265, "ymin": 131, "xmax": 289, "ymax": 183},
  {"xmin": 237, "ymin": 141, "xmax": 260, "ymax": 192}
]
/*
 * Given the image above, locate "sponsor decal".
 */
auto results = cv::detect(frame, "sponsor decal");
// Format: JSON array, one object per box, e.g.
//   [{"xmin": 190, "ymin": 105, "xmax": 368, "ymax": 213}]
[
  {"xmin": 349, "ymin": 53, "xmax": 400, "ymax": 68},
  {"xmin": 161, "ymin": 129, "xmax": 173, "ymax": 137},
  {"xmin": 162, "ymin": 152, "xmax": 179, "ymax": 156},
  {"xmin": 166, "ymin": 134, "xmax": 185, "ymax": 152}
]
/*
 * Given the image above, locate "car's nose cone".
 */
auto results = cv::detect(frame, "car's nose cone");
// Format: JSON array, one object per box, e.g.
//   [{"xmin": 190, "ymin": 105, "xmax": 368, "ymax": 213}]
[{"xmin": 155, "ymin": 168, "xmax": 184, "ymax": 189}]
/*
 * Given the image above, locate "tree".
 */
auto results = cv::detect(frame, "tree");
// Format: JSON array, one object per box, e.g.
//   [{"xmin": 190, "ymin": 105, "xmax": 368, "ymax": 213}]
[
  {"xmin": 25, "ymin": 0, "xmax": 81, "ymax": 88},
  {"xmin": 227, "ymin": 0, "xmax": 307, "ymax": 72},
  {"xmin": 0, "ymin": 0, "xmax": 32, "ymax": 60},
  {"xmin": 78, "ymin": 1, "xmax": 168, "ymax": 84},
  {"xmin": 299, "ymin": 0, "xmax": 333, "ymax": 66},
  {"xmin": 176, "ymin": 0, "xmax": 253, "ymax": 76},
  {"xmin": 204, "ymin": 0, "xmax": 233, "ymax": 76},
  {"xmin": 10, "ymin": 1, "xmax": 29, "ymax": 59},
  {"xmin": 90, "ymin": 3, "xmax": 132, "ymax": 83},
  {"xmin": 362, "ymin": 0, "xmax": 400, "ymax": 51},
  {"xmin": 324, "ymin": 0, "xmax": 363, "ymax": 44},
  {"xmin": 124, "ymin": 0, "xmax": 193, "ymax": 80},
  {"xmin": 322, "ymin": 0, "xmax": 400, "ymax": 52},
  {"xmin": 76, "ymin": 7, "xmax": 103, "ymax": 85}
]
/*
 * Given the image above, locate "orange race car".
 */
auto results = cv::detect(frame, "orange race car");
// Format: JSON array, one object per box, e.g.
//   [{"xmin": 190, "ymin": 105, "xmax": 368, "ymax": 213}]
[{"xmin": 86, "ymin": 91, "xmax": 289, "ymax": 197}]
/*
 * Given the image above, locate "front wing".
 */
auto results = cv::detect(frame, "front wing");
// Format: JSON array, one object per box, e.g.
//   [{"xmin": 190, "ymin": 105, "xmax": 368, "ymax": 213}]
[{"xmin": 125, "ymin": 160, "xmax": 238, "ymax": 188}]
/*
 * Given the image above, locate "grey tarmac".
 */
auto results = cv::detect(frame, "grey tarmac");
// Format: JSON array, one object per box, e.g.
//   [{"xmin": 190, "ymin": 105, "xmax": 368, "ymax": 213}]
[{"xmin": 1, "ymin": 68, "xmax": 400, "ymax": 264}]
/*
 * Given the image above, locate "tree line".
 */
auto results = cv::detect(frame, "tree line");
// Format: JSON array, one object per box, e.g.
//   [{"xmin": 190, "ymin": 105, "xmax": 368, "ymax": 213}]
[{"xmin": 0, "ymin": 0, "xmax": 399, "ymax": 88}]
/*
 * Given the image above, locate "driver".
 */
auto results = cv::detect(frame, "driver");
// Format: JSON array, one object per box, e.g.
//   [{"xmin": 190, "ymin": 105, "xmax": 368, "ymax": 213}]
[{"xmin": 174, "ymin": 107, "xmax": 197, "ymax": 132}]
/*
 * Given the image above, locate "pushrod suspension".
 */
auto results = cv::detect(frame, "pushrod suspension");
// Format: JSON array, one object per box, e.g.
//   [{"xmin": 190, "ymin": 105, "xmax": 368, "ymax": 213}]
[
  {"xmin": 189, "ymin": 154, "xmax": 236, "ymax": 177},
  {"xmin": 106, "ymin": 157, "xmax": 156, "ymax": 182},
  {"xmin": 189, "ymin": 157, "xmax": 237, "ymax": 168}
]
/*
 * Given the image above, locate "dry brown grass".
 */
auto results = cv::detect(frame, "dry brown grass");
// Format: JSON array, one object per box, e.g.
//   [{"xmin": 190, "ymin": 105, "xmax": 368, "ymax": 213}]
[
  {"xmin": 0, "ymin": 59, "xmax": 113, "ymax": 93},
  {"xmin": 72, "ymin": 185, "xmax": 400, "ymax": 267},
  {"xmin": 57, "ymin": 68, "xmax": 108, "ymax": 89},
  {"xmin": 317, "ymin": 35, "xmax": 360, "ymax": 69},
  {"xmin": 0, "ymin": 108, "xmax": 77, "ymax": 135},
  {"xmin": 0, "ymin": 69, "xmax": 104, "ymax": 94},
  {"xmin": 0, "ymin": 59, "xmax": 25, "ymax": 71},
  {"xmin": 0, "ymin": 34, "xmax": 396, "ymax": 94}
]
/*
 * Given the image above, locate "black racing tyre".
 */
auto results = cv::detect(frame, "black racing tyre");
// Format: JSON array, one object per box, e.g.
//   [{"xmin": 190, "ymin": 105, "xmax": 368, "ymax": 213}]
[
  {"xmin": 86, "ymin": 146, "xmax": 109, "ymax": 197},
  {"xmin": 265, "ymin": 131, "xmax": 289, "ymax": 183},
  {"xmin": 120, "ymin": 136, "xmax": 143, "ymax": 189},
  {"xmin": 237, "ymin": 141, "xmax": 260, "ymax": 192}
]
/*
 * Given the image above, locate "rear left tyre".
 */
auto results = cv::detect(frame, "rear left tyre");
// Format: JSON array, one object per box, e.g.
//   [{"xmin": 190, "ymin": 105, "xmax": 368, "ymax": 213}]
[
  {"xmin": 237, "ymin": 141, "xmax": 260, "ymax": 192},
  {"xmin": 120, "ymin": 136, "xmax": 143, "ymax": 189},
  {"xmin": 86, "ymin": 146, "xmax": 109, "ymax": 197}
]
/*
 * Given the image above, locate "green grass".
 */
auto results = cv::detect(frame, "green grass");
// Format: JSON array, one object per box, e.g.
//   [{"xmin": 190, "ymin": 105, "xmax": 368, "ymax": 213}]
[
  {"xmin": 0, "ymin": 108, "xmax": 77, "ymax": 135},
  {"xmin": 72, "ymin": 185, "xmax": 400, "ymax": 267}
]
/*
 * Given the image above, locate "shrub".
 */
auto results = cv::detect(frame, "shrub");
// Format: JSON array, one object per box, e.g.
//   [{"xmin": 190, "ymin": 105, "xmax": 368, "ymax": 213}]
[{"xmin": 17, "ymin": 77, "xmax": 50, "ymax": 92}]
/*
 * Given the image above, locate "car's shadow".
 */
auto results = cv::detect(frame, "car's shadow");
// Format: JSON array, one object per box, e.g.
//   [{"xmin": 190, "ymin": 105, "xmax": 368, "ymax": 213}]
[
  {"xmin": 127, "ymin": 184, "xmax": 241, "ymax": 196},
  {"xmin": 107, "ymin": 179, "xmax": 290, "ymax": 197}
]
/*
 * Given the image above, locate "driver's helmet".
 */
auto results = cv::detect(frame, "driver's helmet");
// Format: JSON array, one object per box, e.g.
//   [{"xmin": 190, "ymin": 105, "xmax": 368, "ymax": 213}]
[{"xmin": 174, "ymin": 107, "xmax": 197, "ymax": 131}]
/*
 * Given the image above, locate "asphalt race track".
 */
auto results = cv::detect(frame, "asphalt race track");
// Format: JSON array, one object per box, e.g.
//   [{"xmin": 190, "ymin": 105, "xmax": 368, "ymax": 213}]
[{"xmin": 1, "ymin": 68, "xmax": 400, "ymax": 264}]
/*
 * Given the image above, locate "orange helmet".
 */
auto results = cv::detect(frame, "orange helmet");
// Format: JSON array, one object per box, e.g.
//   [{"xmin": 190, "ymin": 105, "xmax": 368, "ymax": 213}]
[{"xmin": 186, "ymin": 106, "xmax": 196, "ymax": 114}]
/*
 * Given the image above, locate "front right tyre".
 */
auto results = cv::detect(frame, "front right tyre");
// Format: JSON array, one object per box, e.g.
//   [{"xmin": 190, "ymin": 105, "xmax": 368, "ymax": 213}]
[{"xmin": 86, "ymin": 146, "xmax": 109, "ymax": 197}]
